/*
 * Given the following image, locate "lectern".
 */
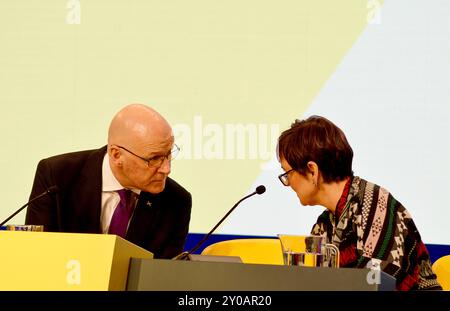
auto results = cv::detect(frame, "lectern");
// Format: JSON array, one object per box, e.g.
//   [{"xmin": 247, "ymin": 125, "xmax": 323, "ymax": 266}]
[{"xmin": 0, "ymin": 231, "xmax": 153, "ymax": 290}]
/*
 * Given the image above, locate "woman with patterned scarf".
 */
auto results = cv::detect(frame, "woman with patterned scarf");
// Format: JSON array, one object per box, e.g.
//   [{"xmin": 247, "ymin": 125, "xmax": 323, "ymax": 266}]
[{"xmin": 277, "ymin": 115, "xmax": 441, "ymax": 290}]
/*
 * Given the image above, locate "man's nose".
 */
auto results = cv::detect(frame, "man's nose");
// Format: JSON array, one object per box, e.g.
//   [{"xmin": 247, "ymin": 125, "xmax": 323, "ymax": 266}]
[{"xmin": 157, "ymin": 157, "xmax": 171, "ymax": 174}]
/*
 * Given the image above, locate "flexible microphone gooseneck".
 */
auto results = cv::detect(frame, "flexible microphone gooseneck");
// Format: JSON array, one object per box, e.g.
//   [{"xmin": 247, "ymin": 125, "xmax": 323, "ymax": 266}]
[
  {"xmin": 173, "ymin": 185, "xmax": 266, "ymax": 260},
  {"xmin": 0, "ymin": 186, "xmax": 59, "ymax": 227}
]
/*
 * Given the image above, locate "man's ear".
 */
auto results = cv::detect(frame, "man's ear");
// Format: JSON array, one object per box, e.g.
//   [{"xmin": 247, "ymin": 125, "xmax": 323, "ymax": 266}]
[{"xmin": 109, "ymin": 145, "xmax": 123, "ymax": 166}]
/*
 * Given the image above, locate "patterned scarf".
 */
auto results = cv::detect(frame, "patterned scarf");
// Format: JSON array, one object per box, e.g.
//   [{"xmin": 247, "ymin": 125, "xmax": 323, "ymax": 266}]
[{"xmin": 311, "ymin": 176, "xmax": 441, "ymax": 290}]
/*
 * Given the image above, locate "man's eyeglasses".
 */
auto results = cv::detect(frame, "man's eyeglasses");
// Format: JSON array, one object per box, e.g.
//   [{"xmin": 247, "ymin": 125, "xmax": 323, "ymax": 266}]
[
  {"xmin": 117, "ymin": 144, "xmax": 180, "ymax": 168},
  {"xmin": 278, "ymin": 169, "xmax": 294, "ymax": 186}
]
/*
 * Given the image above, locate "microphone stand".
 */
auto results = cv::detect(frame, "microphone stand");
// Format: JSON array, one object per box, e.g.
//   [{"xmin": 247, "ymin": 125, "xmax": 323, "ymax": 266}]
[
  {"xmin": 174, "ymin": 186, "xmax": 266, "ymax": 260},
  {"xmin": 0, "ymin": 186, "xmax": 58, "ymax": 227}
]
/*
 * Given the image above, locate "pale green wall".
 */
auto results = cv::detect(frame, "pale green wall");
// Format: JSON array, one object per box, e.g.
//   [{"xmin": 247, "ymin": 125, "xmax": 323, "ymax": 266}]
[{"xmin": 0, "ymin": 0, "xmax": 370, "ymax": 231}]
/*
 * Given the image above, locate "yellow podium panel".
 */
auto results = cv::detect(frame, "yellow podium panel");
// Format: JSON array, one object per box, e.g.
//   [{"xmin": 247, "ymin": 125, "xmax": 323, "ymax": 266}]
[{"xmin": 0, "ymin": 231, "xmax": 153, "ymax": 291}]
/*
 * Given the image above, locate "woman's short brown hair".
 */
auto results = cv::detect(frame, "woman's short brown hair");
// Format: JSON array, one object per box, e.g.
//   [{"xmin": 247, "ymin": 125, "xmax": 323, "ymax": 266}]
[{"xmin": 277, "ymin": 115, "xmax": 354, "ymax": 183}]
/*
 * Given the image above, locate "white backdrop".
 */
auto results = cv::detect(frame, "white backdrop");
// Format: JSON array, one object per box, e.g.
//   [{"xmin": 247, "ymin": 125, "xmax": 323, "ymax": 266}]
[{"xmin": 221, "ymin": 1, "xmax": 450, "ymax": 245}]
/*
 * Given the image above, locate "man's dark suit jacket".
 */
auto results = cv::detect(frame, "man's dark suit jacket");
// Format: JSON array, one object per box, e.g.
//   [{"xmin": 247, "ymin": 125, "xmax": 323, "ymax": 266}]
[{"xmin": 25, "ymin": 146, "xmax": 192, "ymax": 259}]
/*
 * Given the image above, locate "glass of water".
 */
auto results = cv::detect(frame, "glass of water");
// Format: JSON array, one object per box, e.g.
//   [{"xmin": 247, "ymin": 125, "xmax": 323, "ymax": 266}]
[{"xmin": 278, "ymin": 234, "xmax": 339, "ymax": 267}]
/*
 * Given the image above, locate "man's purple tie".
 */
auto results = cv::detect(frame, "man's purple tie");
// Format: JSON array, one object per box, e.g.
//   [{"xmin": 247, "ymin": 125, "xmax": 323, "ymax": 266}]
[{"xmin": 108, "ymin": 189, "xmax": 134, "ymax": 238}]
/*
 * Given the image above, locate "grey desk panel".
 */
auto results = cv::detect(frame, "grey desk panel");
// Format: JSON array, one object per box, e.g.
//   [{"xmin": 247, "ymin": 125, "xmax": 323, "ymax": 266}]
[{"xmin": 127, "ymin": 258, "xmax": 395, "ymax": 291}]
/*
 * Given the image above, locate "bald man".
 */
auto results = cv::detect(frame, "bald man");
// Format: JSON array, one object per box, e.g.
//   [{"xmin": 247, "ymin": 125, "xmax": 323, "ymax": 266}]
[{"xmin": 25, "ymin": 104, "xmax": 192, "ymax": 259}]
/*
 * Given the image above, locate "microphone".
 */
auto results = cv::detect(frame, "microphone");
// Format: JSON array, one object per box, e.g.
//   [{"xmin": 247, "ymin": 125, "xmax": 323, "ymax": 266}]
[
  {"xmin": 0, "ymin": 185, "xmax": 59, "ymax": 227},
  {"xmin": 173, "ymin": 185, "xmax": 266, "ymax": 260}
]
